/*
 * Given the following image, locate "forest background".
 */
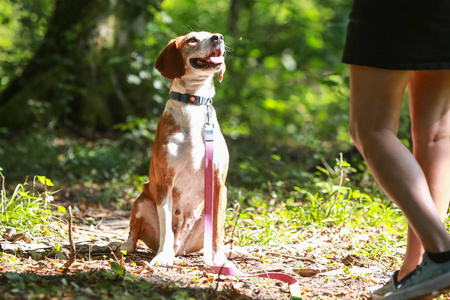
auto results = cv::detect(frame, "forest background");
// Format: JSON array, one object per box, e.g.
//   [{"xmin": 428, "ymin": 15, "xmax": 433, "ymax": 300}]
[
  {"xmin": 2, "ymin": 0, "xmax": 412, "ymax": 197},
  {"xmin": 0, "ymin": 0, "xmax": 433, "ymax": 299}
]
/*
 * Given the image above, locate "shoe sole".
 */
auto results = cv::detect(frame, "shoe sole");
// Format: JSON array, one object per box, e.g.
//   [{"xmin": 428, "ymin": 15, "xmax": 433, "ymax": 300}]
[
  {"xmin": 384, "ymin": 272, "xmax": 450, "ymax": 300},
  {"xmin": 371, "ymin": 294, "xmax": 388, "ymax": 300}
]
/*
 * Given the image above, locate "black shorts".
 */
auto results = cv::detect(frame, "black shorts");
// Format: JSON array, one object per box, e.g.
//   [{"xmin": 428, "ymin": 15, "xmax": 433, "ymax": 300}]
[{"xmin": 342, "ymin": 0, "xmax": 450, "ymax": 70}]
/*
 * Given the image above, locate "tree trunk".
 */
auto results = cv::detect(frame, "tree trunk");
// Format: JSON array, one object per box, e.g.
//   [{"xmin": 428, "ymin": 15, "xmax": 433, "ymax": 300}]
[{"xmin": 0, "ymin": 0, "xmax": 161, "ymax": 133}]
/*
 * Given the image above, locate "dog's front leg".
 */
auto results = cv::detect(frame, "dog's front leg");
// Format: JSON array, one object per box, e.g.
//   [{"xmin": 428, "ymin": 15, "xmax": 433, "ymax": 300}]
[
  {"xmin": 211, "ymin": 175, "xmax": 237, "ymax": 267},
  {"xmin": 150, "ymin": 196, "xmax": 175, "ymax": 266}
]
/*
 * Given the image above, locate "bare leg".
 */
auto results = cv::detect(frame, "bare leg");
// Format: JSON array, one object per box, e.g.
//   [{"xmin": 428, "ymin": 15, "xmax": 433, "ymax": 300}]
[
  {"xmin": 348, "ymin": 65, "xmax": 450, "ymax": 259},
  {"xmin": 398, "ymin": 70, "xmax": 450, "ymax": 279}
]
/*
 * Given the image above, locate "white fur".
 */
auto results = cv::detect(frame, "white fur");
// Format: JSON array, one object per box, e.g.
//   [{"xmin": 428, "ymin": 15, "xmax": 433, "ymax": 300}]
[
  {"xmin": 151, "ymin": 196, "xmax": 175, "ymax": 266},
  {"xmin": 170, "ymin": 73, "xmax": 216, "ymax": 99}
]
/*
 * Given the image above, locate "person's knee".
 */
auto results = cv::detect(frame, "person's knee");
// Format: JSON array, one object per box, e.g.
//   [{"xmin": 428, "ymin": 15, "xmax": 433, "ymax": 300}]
[
  {"xmin": 412, "ymin": 125, "xmax": 450, "ymax": 148},
  {"xmin": 349, "ymin": 121, "xmax": 394, "ymax": 156}
]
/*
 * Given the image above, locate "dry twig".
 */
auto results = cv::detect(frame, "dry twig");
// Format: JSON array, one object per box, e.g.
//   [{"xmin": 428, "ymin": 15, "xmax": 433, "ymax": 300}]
[{"xmin": 63, "ymin": 206, "xmax": 76, "ymax": 271}]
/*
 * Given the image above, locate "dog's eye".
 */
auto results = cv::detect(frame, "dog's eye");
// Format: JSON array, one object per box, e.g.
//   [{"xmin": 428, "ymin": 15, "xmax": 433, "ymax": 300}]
[{"xmin": 187, "ymin": 38, "xmax": 198, "ymax": 44}]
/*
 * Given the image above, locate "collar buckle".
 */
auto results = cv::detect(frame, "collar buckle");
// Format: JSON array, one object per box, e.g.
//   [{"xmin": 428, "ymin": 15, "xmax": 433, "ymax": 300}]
[{"xmin": 170, "ymin": 92, "xmax": 213, "ymax": 106}]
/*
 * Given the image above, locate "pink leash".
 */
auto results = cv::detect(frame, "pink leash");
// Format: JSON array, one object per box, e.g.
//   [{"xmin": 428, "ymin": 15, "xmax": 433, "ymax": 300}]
[{"xmin": 203, "ymin": 110, "xmax": 302, "ymax": 300}]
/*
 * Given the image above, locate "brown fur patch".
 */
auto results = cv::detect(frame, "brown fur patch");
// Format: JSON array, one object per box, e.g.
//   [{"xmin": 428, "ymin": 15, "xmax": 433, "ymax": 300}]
[
  {"xmin": 147, "ymin": 112, "xmax": 181, "ymax": 206},
  {"xmin": 155, "ymin": 37, "xmax": 185, "ymax": 79}
]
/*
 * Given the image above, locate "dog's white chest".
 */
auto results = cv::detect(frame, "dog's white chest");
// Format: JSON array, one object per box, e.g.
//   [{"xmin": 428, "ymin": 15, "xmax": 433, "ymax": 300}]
[
  {"xmin": 165, "ymin": 103, "xmax": 207, "ymax": 172},
  {"xmin": 161, "ymin": 100, "xmax": 228, "ymax": 208}
]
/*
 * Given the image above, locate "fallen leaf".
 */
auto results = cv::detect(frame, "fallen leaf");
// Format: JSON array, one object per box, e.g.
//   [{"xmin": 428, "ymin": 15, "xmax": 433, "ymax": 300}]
[{"xmin": 294, "ymin": 268, "xmax": 321, "ymax": 277}]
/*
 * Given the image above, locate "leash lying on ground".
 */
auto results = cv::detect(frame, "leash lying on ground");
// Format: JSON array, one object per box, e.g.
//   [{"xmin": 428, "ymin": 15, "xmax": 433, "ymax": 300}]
[{"xmin": 203, "ymin": 105, "xmax": 302, "ymax": 300}]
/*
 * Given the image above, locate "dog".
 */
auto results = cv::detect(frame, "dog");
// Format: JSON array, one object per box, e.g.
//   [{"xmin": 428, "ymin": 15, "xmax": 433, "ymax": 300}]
[{"xmin": 119, "ymin": 32, "xmax": 232, "ymax": 267}]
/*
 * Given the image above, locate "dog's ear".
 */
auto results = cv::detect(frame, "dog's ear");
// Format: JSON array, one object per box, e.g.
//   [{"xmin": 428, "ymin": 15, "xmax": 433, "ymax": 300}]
[
  {"xmin": 155, "ymin": 38, "xmax": 185, "ymax": 79},
  {"xmin": 218, "ymin": 62, "xmax": 226, "ymax": 82}
]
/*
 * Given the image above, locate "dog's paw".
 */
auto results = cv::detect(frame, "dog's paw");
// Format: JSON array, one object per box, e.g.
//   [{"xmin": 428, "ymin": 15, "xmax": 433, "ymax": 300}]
[
  {"xmin": 223, "ymin": 246, "xmax": 249, "ymax": 259},
  {"xmin": 150, "ymin": 251, "xmax": 175, "ymax": 266},
  {"xmin": 211, "ymin": 252, "xmax": 236, "ymax": 269}
]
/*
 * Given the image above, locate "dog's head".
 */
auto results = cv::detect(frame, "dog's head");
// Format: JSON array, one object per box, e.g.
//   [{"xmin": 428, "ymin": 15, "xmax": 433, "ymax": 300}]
[{"xmin": 155, "ymin": 31, "xmax": 226, "ymax": 82}]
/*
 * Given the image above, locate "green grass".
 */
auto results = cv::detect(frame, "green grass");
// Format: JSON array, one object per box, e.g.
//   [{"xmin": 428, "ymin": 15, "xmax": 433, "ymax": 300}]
[
  {"xmin": 226, "ymin": 155, "xmax": 407, "ymax": 263},
  {"xmin": 230, "ymin": 193, "xmax": 404, "ymax": 242},
  {"xmin": 0, "ymin": 270, "xmax": 195, "ymax": 300},
  {"xmin": 0, "ymin": 171, "xmax": 63, "ymax": 235}
]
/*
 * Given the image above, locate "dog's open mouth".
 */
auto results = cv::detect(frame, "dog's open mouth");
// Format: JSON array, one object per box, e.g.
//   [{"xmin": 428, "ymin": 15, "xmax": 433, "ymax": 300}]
[{"xmin": 190, "ymin": 49, "xmax": 224, "ymax": 69}]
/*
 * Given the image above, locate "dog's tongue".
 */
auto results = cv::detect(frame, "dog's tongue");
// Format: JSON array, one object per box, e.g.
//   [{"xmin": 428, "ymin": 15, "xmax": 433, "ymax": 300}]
[{"xmin": 210, "ymin": 56, "xmax": 224, "ymax": 64}]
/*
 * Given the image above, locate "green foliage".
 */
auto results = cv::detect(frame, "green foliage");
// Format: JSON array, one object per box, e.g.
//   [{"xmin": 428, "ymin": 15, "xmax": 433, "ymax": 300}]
[
  {"xmin": 0, "ymin": 130, "xmax": 148, "ymax": 183},
  {"xmin": 228, "ymin": 156, "xmax": 406, "ymax": 253},
  {"xmin": 0, "ymin": 0, "xmax": 416, "ymax": 184},
  {"xmin": 0, "ymin": 0, "xmax": 53, "ymax": 88},
  {"xmin": 0, "ymin": 0, "xmax": 412, "ymax": 210},
  {"xmin": 0, "ymin": 0, "xmax": 164, "ymax": 130},
  {"xmin": 0, "ymin": 171, "xmax": 58, "ymax": 232},
  {"xmin": 110, "ymin": 262, "xmax": 126, "ymax": 277},
  {"xmin": 0, "ymin": 269, "xmax": 181, "ymax": 300},
  {"xmin": 113, "ymin": 116, "xmax": 158, "ymax": 146},
  {"xmin": 0, "ymin": 130, "xmax": 151, "ymax": 206},
  {"xmin": 0, "ymin": 0, "xmax": 358, "ymax": 155}
]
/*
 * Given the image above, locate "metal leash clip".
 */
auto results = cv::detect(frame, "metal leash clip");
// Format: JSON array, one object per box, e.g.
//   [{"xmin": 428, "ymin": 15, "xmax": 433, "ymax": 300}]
[{"xmin": 204, "ymin": 105, "xmax": 214, "ymax": 142}]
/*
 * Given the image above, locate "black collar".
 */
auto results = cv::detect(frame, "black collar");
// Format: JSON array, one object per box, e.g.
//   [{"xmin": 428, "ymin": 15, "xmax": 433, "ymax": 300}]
[{"xmin": 170, "ymin": 92, "xmax": 212, "ymax": 106}]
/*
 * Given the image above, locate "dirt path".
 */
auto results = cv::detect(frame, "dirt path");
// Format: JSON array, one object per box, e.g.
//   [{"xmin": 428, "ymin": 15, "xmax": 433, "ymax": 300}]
[{"xmin": 3, "ymin": 199, "xmax": 449, "ymax": 299}]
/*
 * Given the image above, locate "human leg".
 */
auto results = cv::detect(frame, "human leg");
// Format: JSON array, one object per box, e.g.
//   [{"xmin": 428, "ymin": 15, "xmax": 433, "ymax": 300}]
[
  {"xmin": 348, "ymin": 65, "xmax": 450, "ymax": 255},
  {"xmin": 398, "ymin": 70, "xmax": 450, "ymax": 278},
  {"xmin": 409, "ymin": 70, "xmax": 450, "ymax": 221}
]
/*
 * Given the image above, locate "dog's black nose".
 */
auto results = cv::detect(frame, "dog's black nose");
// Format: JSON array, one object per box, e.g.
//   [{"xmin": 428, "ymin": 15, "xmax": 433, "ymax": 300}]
[{"xmin": 211, "ymin": 34, "xmax": 223, "ymax": 44}]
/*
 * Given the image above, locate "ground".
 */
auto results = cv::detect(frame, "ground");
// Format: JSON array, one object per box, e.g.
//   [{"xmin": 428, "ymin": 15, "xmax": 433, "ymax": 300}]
[{"xmin": 0, "ymin": 203, "xmax": 448, "ymax": 300}]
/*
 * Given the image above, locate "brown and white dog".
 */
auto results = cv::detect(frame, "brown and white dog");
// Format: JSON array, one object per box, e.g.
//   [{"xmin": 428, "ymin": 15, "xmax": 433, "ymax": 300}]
[{"xmin": 119, "ymin": 32, "xmax": 231, "ymax": 267}]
